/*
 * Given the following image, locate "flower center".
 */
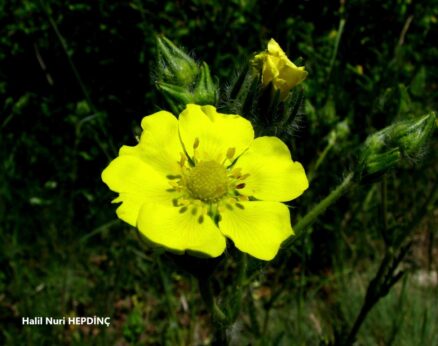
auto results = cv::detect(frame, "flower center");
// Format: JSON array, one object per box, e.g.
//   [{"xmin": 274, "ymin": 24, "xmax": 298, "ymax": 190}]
[{"xmin": 186, "ymin": 160, "xmax": 228, "ymax": 202}]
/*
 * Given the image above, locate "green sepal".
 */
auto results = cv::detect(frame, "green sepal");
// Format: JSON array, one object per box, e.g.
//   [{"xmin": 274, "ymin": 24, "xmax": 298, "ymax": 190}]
[
  {"xmin": 192, "ymin": 62, "xmax": 218, "ymax": 105},
  {"xmin": 156, "ymin": 35, "xmax": 199, "ymax": 87}
]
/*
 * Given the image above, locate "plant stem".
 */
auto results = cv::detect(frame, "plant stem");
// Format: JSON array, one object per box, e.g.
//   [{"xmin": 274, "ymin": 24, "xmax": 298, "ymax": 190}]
[
  {"xmin": 198, "ymin": 277, "xmax": 228, "ymax": 344},
  {"xmin": 157, "ymin": 257, "xmax": 182, "ymax": 345},
  {"xmin": 290, "ymin": 172, "xmax": 355, "ymax": 243},
  {"xmin": 43, "ymin": 4, "xmax": 95, "ymax": 112},
  {"xmin": 309, "ymin": 140, "xmax": 334, "ymax": 182},
  {"xmin": 326, "ymin": 17, "xmax": 346, "ymax": 82},
  {"xmin": 380, "ymin": 176, "xmax": 390, "ymax": 245},
  {"xmin": 341, "ymin": 251, "xmax": 392, "ymax": 346},
  {"xmin": 229, "ymin": 252, "xmax": 247, "ymax": 321},
  {"xmin": 198, "ymin": 278, "xmax": 227, "ymax": 322}
]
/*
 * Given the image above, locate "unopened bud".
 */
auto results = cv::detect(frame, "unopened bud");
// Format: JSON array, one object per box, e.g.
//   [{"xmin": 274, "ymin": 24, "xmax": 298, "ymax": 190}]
[
  {"xmin": 156, "ymin": 82, "xmax": 193, "ymax": 114},
  {"xmin": 358, "ymin": 112, "xmax": 436, "ymax": 180},
  {"xmin": 252, "ymin": 38, "xmax": 307, "ymax": 101},
  {"xmin": 192, "ymin": 62, "xmax": 218, "ymax": 105},
  {"xmin": 156, "ymin": 36, "xmax": 199, "ymax": 87},
  {"xmin": 392, "ymin": 112, "xmax": 436, "ymax": 156}
]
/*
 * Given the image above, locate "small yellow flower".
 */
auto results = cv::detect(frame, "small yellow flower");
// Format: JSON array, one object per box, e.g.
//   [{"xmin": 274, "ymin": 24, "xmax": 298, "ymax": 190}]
[
  {"xmin": 102, "ymin": 104, "xmax": 308, "ymax": 260},
  {"xmin": 254, "ymin": 38, "xmax": 308, "ymax": 100}
]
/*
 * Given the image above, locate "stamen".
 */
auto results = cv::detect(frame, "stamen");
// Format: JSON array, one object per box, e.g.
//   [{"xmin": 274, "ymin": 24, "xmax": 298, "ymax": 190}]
[
  {"xmin": 179, "ymin": 198, "xmax": 190, "ymax": 206},
  {"xmin": 226, "ymin": 147, "xmax": 236, "ymax": 160},
  {"xmin": 231, "ymin": 168, "xmax": 242, "ymax": 178},
  {"xmin": 240, "ymin": 173, "xmax": 250, "ymax": 180},
  {"xmin": 193, "ymin": 137, "xmax": 200, "ymax": 149},
  {"xmin": 179, "ymin": 153, "xmax": 187, "ymax": 167},
  {"xmin": 166, "ymin": 174, "xmax": 181, "ymax": 180},
  {"xmin": 236, "ymin": 183, "xmax": 245, "ymax": 189}
]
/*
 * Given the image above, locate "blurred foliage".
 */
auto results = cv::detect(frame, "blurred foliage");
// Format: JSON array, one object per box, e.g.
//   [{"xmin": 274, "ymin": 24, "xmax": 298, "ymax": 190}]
[{"xmin": 0, "ymin": 0, "xmax": 437, "ymax": 344}]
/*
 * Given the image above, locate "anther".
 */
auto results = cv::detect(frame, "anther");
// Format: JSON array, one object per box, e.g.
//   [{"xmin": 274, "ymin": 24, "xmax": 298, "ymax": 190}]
[
  {"xmin": 166, "ymin": 174, "xmax": 181, "ymax": 180},
  {"xmin": 179, "ymin": 206, "xmax": 188, "ymax": 214},
  {"xmin": 226, "ymin": 147, "xmax": 236, "ymax": 160},
  {"xmin": 235, "ymin": 203, "xmax": 245, "ymax": 209},
  {"xmin": 193, "ymin": 137, "xmax": 200, "ymax": 149},
  {"xmin": 179, "ymin": 153, "xmax": 187, "ymax": 167},
  {"xmin": 236, "ymin": 183, "xmax": 245, "ymax": 189},
  {"xmin": 231, "ymin": 168, "xmax": 242, "ymax": 178}
]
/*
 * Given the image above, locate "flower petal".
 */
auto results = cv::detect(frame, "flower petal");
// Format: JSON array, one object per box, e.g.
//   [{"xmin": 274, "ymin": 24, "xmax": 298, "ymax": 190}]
[
  {"xmin": 219, "ymin": 201, "xmax": 293, "ymax": 260},
  {"xmin": 261, "ymin": 55, "xmax": 280, "ymax": 86},
  {"xmin": 280, "ymin": 64, "xmax": 308, "ymax": 90},
  {"xmin": 179, "ymin": 104, "xmax": 254, "ymax": 162},
  {"xmin": 267, "ymin": 38, "xmax": 285, "ymax": 57},
  {"xmin": 101, "ymin": 155, "xmax": 175, "ymax": 226},
  {"xmin": 235, "ymin": 136, "xmax": 308, "ymax": 202},
  {"xmin": 120, "ymin": 110, "xmax": 183, "ymax": 176},
  {"xmin": 137, "ymin": 202, "xmax": 226, "ymax": 257}
]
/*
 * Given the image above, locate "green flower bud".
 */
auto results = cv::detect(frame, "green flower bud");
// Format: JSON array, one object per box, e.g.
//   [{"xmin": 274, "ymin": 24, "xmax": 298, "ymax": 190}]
[
  {"xmin": 157, "ymin": 62, "xmax": 219, "ymax": 114},
  {"xmin": 392, "ymin": 112, "xmax": 436, "ymax": 157},
  {"xmin": 358, "ymin": 112, "xmax": 436, "ymax": 180},
  {"xmin": 192, "ymin": 62, "xmax": 218, "ymax": 105},
  {"xmin": 156, "ymin": 82, "xmax": 193, "ymax": 114},
  {"xmin": 156, "ymin": 36, "xmax": 199, "ymax": 87},
  {"xmin": 363, "ymin": 148, "xmax": 402, "ymax": 176}
]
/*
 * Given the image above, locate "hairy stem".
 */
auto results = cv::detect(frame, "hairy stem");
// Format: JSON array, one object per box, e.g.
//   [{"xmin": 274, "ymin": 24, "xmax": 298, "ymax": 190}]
[{"xmin": 289, "ymin": 172, "xmax": 355, "ymax": 244}]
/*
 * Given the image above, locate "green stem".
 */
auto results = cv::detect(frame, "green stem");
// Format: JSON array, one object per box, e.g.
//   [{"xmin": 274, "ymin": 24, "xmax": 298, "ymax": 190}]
[
  {"xmin": 309, "ymin": 140, "xmax": 334, "ymax": 182},
  {"xmin": 326, "ymin": 18, "xmax": 346, "ymax": 82},
  {"xmin": 341, "ymin": 250, "xmax": 392, "ymax": 346},
  {"xmin": 229, "ymin": 253, "xmax": 247, "ymax": 321},
  {"xmin": 43, "ymin": 4, "xmax": 95, "ymax": 112},
  {"xmin": 198, "ymin": 278, "xmax": 227, "ymax": 322},
  {"xmin": 380, "ymin": 176, "xmax": 390, "ymax": 245},
  {"xmin": 156, "ymin": 257, "xmax": 182, "ymax": 344},
  {"xmin": 292, "ymin": 172, "xmax": 355, "ymax": 239},
  {"xmin": 198, "ymin": 277, "xmax": 228, "ymax": 344}
]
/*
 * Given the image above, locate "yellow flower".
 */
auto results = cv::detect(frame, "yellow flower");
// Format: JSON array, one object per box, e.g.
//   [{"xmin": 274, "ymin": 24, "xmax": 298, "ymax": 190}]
[
  {"xmin": 102, "ymin": 104, "xmax": 308, "ymax": 260},
  {"xmin": 254, "ymin": 38, "xmax": 308, "ymax": 100}
]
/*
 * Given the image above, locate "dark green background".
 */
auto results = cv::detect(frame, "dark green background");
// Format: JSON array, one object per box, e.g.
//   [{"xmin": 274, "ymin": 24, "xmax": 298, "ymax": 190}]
[{"xmin": 1, "ymin": 0, "xmax": 437, "ymax": 344}]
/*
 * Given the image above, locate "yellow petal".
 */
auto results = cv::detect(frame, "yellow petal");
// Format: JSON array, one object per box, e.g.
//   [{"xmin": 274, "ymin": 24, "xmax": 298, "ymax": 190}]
[
  {"xmin": 179, "ymin": 104, "xmax": 254, "ymax": 162},
  {"xmin": 137, "ymin": 202, "xmax": 226, "ymax": 257},
  {"xmin": 120, "ymin": 110, "xmax": 182, "ymax": 176},
  {"xmin": 235, "ymin": 137, "xmax": 308, "ymax": 202},
  {"xmin": 219, "ymin": 201, "xmax": 293, "ymax": 260},
  {"xmin": 279, "ymin": 64, "xmax": 308, "ymax": 90},
  {"xmin": 262, "ymin": 55, "xmax": 280, "ymax": 87},
  {"xmin": 101, "ymin": 155, "xmax": 175, "ymax": 226},
  {"xmin": 267, "ymin": 38, "xmax": 285, "ymax": 57}
]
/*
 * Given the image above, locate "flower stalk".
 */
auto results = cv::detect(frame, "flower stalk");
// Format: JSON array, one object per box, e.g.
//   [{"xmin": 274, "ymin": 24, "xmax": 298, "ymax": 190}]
[{"xmin": 287, "ymin": 172, "xmax": 355, "ymax": 245}]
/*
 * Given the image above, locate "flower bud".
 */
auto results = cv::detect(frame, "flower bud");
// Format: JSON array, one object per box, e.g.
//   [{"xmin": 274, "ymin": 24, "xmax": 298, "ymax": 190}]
[
  {"xmin": 252, "ymin": 38, "xmax": 307, "ymax": 101},
  {"xmin": 392, "ymin": 112, "xmax": 436, "ymax": 156},
  {"xmin": 192, "ymin": 62, "xmax": 218, "ymax": 105},
  {"xmin": 156, "ymin": 63, "xmax": 219, "ymax": 114},
  {"xmin": 156, "ymin": 35, "xmax": 199, "ymax": 87},
  {"xmin": 358, "ymin": 112, "xmax": 436, "ymax": 180}
]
